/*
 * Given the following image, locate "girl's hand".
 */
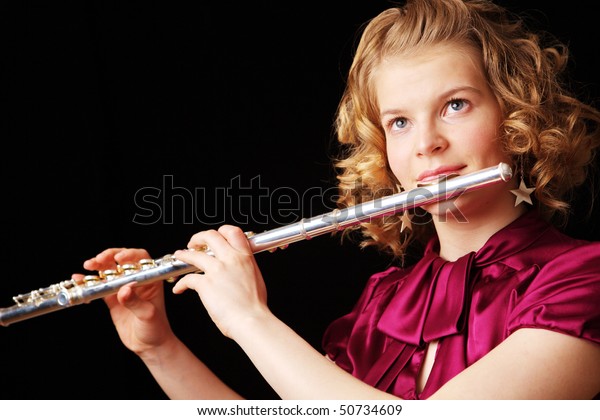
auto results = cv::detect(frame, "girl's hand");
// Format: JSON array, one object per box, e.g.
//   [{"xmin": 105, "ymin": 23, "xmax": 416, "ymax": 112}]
[
  {"xmin": 74, "ymin": 248, "xmax": 174, "ymax": 356},
  {"xmin": 173, "ymin": 225, "xmax": 269, "ymax": 338}
]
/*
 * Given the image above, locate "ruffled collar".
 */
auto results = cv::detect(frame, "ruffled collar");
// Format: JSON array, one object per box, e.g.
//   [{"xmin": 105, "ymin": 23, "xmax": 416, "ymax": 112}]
[{"xmin": 377, "ymin": 210, "xmax": 551, "ymax": 345}]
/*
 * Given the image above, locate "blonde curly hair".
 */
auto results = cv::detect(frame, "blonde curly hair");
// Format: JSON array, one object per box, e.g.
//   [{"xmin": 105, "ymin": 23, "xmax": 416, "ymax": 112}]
[{"xmin": 334, "ymin": 0, "xmax": 600, "ymax": 260}]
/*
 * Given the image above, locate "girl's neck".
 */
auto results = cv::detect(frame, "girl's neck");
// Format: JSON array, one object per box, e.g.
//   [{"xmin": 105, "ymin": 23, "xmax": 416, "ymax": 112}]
[{"xmin": 432, "ymin": 203, "xmax": 527, "ymax": 261}]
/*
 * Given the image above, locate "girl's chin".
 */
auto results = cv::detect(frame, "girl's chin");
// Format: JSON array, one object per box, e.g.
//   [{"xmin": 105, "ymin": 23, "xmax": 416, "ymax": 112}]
[{"xmin": 420, "ymin": 200, "xmax": 468, "ymax": 223}]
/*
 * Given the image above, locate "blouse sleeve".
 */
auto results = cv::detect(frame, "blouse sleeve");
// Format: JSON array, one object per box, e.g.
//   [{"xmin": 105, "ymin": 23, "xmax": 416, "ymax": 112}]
[
  {"xmin": 507, "ymin": 242, "xmax": 600, "ymax": 344},
  {"xmin": 321, "ymin": 267, "xmax": 401, "ymax": 372}
]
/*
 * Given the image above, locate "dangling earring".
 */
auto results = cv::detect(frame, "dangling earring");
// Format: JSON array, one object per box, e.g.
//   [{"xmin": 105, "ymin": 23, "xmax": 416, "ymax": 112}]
[
  {"xmin": 510, "ymin": 156, "xmax": 535, "ymax": 206},
  {"xmin": 397, "ymin": 184, "xmax": 413, "ymax": 232},
  {"xmin": 400, "ymin": 211, "xmax": 413, "ymax": 233}
]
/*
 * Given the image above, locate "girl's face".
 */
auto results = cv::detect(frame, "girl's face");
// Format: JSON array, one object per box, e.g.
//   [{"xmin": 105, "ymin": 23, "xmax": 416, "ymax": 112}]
[{"xmin": 375, "ymin": 43, "xmax": 513, "ymax": 218}]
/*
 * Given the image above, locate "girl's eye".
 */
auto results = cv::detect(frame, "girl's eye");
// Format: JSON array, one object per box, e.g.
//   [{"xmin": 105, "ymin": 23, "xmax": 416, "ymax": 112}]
[
  {"xmin": 447, "ymin": 99, "xmax": 467, "ymax": 113},
  {"xmin": 391, "ymin": 117, "xmax": 408, "ymax": 130}
]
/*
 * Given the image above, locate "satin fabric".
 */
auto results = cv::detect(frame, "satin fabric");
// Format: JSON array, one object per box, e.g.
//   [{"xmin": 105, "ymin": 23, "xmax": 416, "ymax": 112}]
[{"xmin": 322, "ymin": 210, "xmax": 600, "ymax": 399}]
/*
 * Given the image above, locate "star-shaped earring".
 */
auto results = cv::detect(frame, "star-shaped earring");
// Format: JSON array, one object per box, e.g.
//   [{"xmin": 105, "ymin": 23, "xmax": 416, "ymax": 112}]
[
  {"xmin": 400, "ymin": 211, "xmax": 413, "ymax": 232},
  {"xmin": 510, "ymin": 179, "xmax": 535, "ymax": 206}
]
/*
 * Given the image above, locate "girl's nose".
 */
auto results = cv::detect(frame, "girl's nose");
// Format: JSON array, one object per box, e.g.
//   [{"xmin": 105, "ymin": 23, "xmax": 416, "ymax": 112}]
[{"xmin": 416, "ymin": 123, "xmax": 449, "ymax": 156}]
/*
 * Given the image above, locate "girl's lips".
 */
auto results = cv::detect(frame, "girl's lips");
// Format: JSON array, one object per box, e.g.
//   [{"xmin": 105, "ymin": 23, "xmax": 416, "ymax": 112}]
[{"xmin": 416, "ymin": 166, "xmax": 465, "ymax": 186}]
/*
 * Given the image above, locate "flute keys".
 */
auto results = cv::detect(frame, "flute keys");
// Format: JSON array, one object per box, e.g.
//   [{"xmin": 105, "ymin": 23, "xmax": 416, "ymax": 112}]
[
  {"xmin": 119, "ymin": 263, "xmax": 139, "ymax": 275},
  {"xmin": 139, "ymin": 259, "xmax": 157, "ymax": 270},
  {"xmin": 83, "ymin": 275, "xmax": 102, "ymax": 285},
  {"xmin": 100, "ymin": 269, "xmax": 119, "ymax": 280},
  {"xmin": 267, "ymin": 244, "xmax": 289, "ymax": 253}
]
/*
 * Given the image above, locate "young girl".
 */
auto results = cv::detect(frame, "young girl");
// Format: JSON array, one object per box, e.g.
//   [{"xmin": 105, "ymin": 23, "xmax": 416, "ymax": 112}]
[{"xmin": 79, "ymin": 0, "xmax": 600, "ymax": 399}]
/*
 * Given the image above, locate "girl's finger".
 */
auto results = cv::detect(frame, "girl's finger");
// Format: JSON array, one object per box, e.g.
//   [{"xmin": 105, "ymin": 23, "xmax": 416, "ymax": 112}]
[
  {"xmin": 217, "ymin": 225, "xmax": 253, "ymax": 253},
  {"xmin": 171, "ymin": 273, "xmax": 205, "ymax": 294},
  {"xmin": 173, "ymin": 248, "xmax": 215, "ymax": 274},
  {"xmin": 187, "ymin": 229, "xmax": 231, "ymax": 258}
]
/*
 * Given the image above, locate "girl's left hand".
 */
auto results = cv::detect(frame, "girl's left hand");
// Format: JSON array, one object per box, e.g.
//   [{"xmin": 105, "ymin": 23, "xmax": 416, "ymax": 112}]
[{"xmin": 172, "ymin": 225, "xmax": 269, "ymax": 339}]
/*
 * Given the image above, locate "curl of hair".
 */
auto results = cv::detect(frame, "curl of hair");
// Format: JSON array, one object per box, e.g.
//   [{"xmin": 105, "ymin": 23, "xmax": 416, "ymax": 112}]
[{"xmin": 333, "ymin": 0, "xmax": 600, "ymax": 260}]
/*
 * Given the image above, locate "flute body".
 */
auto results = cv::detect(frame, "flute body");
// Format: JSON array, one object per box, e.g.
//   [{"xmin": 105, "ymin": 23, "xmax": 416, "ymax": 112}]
[{"xmin": 0, "ymin": 163, "xmax": 512, "ymax": 326}]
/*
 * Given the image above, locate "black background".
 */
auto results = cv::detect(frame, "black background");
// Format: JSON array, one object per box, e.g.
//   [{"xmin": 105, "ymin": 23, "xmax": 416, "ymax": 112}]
[{"xmin": 2, "ymin": 1, "xmax": 599, "ymax": 399}]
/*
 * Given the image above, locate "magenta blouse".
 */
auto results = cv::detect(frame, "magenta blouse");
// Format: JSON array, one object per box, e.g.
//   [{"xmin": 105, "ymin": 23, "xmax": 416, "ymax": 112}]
[{"xmin": 322, "ymin": 210, "xmax": 600, "ymax": 399}]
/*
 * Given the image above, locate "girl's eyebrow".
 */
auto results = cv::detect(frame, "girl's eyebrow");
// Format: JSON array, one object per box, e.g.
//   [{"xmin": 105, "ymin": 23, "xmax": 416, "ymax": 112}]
[{"xmin": 441, "ymin": 85, "xmax": 482, "ymax": 99}]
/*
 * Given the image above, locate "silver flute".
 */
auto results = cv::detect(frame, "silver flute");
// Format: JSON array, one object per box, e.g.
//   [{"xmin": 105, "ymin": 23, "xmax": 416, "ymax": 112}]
[{"xmin": 0, "ymin": 162, "xmax": 512, "ymax": 326}]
